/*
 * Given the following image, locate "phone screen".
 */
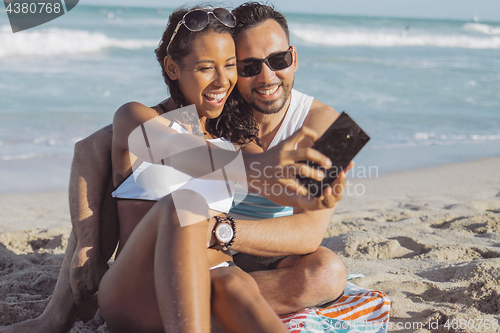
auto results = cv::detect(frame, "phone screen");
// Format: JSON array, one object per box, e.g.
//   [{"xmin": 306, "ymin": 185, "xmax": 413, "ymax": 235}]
[{"xmin": 296, "ymin": 112, "xmax": 370, "ymax": 197}]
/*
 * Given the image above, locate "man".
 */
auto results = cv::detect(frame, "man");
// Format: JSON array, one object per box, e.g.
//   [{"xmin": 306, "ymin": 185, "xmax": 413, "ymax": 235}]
[
  {"xmin": 0, "ymin": 3, "xmax": 347, "ymax": 332},
  {"xmin": 227, "ymin": 2, "xmax": 348, "ymax": 315}
]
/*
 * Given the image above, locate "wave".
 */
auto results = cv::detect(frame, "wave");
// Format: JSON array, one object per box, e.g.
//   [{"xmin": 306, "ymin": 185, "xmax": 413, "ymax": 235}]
[
  {"xmin": 367, "ymin": 132, "xmax": 500, "ymax": 150},
  {"xmin": 463, "ymin": 23, "xmax": 500, "ymax": 35},
  {"xmin": 0, "ymin": 135, "xmax": 84, "ymax": 160},
  {"xmin": 413, "ymin": 132, "xmax": 500, "ymax": 141},
  {"xmin": 1, "ymin": 153, "xmax": 49, "ymax": 161},
  {"xmin": 0, "ymin": 154, "xmax": 73, "ymax": 161},
  {"xmin": 0, "ymin": 153, "xmax": 74, "ymax": 161},
  {"xmin": 411, "ymin": 132, "xmax": 500, "ymax": 147},
  {"xmin": 0, "ymin": 25, "xmax": 158, "ymax": 58},
  {"xmin": 367, "ymin": 132, "xmax": 499, "ymax": 150},
  {"xmin": 290, "ymin": 25, "xmax": 500, "ymax": 49}
]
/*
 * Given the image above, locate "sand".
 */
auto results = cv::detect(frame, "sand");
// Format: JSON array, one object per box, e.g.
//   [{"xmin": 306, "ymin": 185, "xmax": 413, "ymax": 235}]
[{"xmin": 1, "ymin": 156, "xmax": 500, "ymax": 332}]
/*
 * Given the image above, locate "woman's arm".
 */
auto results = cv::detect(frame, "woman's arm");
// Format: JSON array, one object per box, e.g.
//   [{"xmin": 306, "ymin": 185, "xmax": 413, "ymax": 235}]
[{"xmin": 116, "ymin": 102, "xmax": 335, "ymax": 209}]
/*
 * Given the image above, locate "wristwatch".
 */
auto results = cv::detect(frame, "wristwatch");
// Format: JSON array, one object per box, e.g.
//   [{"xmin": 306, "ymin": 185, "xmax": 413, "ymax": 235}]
[{"xmin": 211, "ymin": 215, "xmax": 236, "ymax": 251}]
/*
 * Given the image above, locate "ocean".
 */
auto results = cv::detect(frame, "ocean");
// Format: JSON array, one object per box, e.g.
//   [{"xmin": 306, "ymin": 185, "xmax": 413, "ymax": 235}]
[{"xmin": 1, "ymin": 5, "xmax": 499, "ymax": 193}]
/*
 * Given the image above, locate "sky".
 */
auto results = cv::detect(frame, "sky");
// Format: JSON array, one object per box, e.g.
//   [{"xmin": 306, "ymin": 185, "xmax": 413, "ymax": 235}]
[{"xmin": 82, "ymin": 0, "xmax": 500, "ymax": 21}]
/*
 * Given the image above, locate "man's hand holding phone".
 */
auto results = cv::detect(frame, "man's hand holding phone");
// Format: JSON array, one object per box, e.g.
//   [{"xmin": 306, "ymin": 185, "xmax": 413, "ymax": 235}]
[
  {"xmin": 297, "ymin": 112, "xmax": 370, "ymax": 198},
  {"xmin": 296, "ymin": 161, "xmax": 355, "ymax": 211}
]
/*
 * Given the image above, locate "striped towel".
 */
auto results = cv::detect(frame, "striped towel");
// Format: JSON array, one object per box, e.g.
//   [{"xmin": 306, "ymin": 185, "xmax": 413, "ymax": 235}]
[{"xmin": 280, "ymin": 282, "xmax": 391, "ymax": 333}]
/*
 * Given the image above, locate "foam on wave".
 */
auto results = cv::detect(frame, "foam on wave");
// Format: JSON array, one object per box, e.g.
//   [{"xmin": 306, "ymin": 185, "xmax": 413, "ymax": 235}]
[
  {"xmin": 0, "ymin": 25, "xmax": 157, "ymax": 58},
  {"xmin": 0, "ymin": 135, "xmax": 85, "ymax": 160},
  {"xmin": 412, "ymin": 132, "xmax": 500, "ymax": 145},
  {"xmin": 0, "ymin": 153, "xmax": 50, "ymax": 161},
  {"xmin": 290, "ymin": 24, "xmax": 500, "ymax": 49},
  {"xmin": 368, "ymin": 132, "xmax": 500, "ymax": 150},
  {"xmin": 463, "ymin": 23, "xmax": 500, "ymax": 35}
]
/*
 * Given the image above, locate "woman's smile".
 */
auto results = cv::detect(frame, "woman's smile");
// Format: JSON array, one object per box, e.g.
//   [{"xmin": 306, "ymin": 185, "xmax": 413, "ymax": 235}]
[
  {"xmin": 175, "ymin": 32, "xmax": 237, "ymax": 120},
  {"xmin": 203, "ymin": 90, "xmax": 228, "ymax": 106}
]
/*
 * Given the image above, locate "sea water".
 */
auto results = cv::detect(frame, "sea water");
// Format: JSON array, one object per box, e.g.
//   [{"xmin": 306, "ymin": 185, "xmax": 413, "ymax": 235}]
[{"xmin": 0, "ymin": 5, "xmax": 499, "ymax": 192}]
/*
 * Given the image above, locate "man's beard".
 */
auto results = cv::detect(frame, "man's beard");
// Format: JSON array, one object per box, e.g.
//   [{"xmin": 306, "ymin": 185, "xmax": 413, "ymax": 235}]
[{"xmin": 247, "ymin": 79, "xmax": 293, "ymax": 115}]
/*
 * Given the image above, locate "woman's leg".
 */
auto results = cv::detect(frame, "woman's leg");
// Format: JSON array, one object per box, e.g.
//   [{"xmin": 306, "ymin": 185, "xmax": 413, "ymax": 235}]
[
  {"xmin": 99, "ymin": 189, "xmax": 288, "ymax": 333},
  {"xmin": 98, "ymin": 191, "xmax": 213, "ymax": 333},
  {"xmin": 154, "ymin": 190, "xmax": 213, "ymax": 333}
]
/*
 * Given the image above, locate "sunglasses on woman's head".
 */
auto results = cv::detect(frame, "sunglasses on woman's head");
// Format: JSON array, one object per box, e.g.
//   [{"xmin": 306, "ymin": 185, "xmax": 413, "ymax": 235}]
[
  {"xmin": 166, "ymin": 7, "xmax": 236, "ymax": 56},
  {"xmin": 237, "ymin": 47, "xmax": 294, "ymax": 77}
]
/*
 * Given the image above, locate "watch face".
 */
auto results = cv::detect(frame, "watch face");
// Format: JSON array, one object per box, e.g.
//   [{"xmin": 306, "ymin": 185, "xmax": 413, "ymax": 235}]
[{"xmin": 216, "ymin": 223, "xmax": 233, "ymax": 243}]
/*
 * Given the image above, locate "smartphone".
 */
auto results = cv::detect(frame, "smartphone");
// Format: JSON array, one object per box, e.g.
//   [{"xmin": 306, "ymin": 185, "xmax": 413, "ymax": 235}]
[{"xmin": 296, "ymin": 112, "xmax": 370, "ymax": 197}]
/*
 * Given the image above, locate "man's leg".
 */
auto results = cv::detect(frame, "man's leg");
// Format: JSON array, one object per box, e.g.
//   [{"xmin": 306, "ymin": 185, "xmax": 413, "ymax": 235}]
[
  {"xmin": 0, "ymin": 126, "xmax": 118, "ymax": 333},
  {"xmin": 248, "ymin": 246, "xmax": 347, "ymax": 315},
  {"xmin": 211, "ymin": 266, "xmax": 289, "ymax": 333}
]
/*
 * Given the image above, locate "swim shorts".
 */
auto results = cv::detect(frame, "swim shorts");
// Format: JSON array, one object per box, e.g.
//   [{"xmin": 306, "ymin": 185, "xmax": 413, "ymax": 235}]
[{"xmin": 232, "ymin": 253, "xmax": 287, "ymax": 273}]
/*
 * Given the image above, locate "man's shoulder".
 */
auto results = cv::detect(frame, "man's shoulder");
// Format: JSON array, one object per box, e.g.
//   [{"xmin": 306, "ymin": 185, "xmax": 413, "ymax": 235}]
[
  {"xmin": 303, "ymin": 98, "xmax": 339, "ymax": 137},
  {"xmin": 291, "ymin": 89, "xmax": 338, "ymax": 123}
]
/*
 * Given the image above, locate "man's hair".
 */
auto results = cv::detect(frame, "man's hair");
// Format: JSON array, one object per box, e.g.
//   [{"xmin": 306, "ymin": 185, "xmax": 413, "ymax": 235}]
[{"xmin": 232, "ymin": 2, "xmax": 290, "ymax": 44}]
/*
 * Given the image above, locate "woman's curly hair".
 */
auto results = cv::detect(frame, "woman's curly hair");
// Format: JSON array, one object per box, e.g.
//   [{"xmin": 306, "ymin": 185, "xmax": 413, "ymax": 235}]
[{"xmin": 155, "ymin": 6, "xmax": 259, "ymax": 146}]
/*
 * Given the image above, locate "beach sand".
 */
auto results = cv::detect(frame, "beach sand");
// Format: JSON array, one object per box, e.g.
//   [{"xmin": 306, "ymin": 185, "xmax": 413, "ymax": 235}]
[{"xmin": 1, "ymin": 156, "xmax": 499, "ymax": 332}]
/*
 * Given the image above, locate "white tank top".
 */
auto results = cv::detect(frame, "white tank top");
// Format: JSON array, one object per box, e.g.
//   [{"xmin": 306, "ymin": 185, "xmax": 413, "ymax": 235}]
[
  {"xmin": 230, "ymin": 89, "xmax": 314, "ymax": 219},
  {"xmin": 267, "ymin": 89, "xmax": 313, "ymax": 149}
]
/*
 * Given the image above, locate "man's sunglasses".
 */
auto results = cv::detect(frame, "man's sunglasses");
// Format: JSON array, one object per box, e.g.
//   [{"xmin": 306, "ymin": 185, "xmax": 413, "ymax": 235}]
[
  {"xmin": 167, "ymin": 7, "xmax": 236, "ymax": 55},
  {"xmin": 237, "ymin": 47, "xmax": 294, "ymax": 77}
]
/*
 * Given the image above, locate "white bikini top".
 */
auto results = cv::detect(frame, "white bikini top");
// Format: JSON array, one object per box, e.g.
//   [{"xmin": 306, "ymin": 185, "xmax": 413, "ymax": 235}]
[{"xmin": 112, "ymin": 121, "xmax": 238, "ymax": 213}]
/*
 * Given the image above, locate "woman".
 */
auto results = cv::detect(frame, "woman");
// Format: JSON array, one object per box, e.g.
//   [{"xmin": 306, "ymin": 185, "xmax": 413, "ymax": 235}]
[{"xmin": 97, "ymin": 6, "xmax": 332, "ymax": 333}]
